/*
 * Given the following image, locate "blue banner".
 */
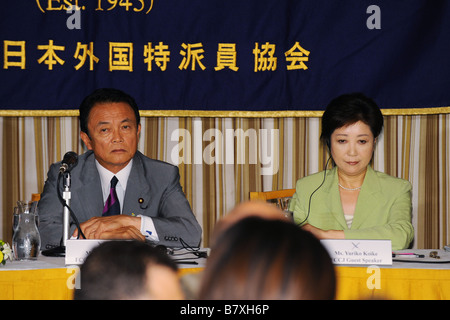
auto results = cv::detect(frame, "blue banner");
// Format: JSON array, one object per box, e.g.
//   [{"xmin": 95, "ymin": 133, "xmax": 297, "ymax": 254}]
[{"xmin": 1, "ymin": 0, "xmax": 450, "ymax": 112}]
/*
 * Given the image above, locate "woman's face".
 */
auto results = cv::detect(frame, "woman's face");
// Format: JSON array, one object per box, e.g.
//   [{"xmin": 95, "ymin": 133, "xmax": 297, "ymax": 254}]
[{"xmin": 330, "ymin": 121, "xmax": 375, "ymax": 177}]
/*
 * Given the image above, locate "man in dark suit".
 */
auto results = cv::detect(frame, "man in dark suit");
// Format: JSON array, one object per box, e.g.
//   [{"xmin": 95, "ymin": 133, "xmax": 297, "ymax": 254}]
[{"xmin": 38, "ymin": 88, "xmax": 202, "ymax": 249}]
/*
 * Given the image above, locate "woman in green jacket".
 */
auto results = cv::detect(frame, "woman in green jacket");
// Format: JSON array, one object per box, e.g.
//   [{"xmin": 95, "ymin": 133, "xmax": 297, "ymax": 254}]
[{"xmin": 290, "ymin": 93, "xmax": 414, "ymax": 250}]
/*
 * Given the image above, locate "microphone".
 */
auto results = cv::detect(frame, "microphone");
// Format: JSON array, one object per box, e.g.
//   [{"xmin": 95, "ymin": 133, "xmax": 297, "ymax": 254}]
[
  {"xmin": 59, "ymin": 151, "xmax": 78, "ymax": 174},
  {"xmin": 42, "ymin": 151, "xmax": 84, "ymax": 257}
]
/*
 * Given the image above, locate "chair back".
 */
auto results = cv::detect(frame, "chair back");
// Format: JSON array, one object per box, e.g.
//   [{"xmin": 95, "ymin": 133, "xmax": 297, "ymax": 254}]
[{"xmin": 249, "ymin": 189, "xmax": 295, "ymax": 201}]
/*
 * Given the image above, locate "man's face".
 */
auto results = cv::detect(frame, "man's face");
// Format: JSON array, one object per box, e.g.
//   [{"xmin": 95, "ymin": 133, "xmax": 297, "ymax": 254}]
[{"xmin": 80, "ymin": 102, "xmax": 141, "ymax": 173}]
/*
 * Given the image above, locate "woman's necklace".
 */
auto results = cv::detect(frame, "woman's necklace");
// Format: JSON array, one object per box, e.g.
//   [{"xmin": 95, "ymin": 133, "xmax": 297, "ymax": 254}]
[
  {"xmin": 338, "ymin": 183, "xmax": 361, "ymax": 191},
  {"xmin": 337, "ymin": 168, "xmax": 365, "ymax": 191}
]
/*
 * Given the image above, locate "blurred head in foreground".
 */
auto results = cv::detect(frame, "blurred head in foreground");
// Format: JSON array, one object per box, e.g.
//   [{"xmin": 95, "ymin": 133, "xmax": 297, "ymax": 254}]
[
  {"xmin": 211, "ymin": 200, "xmax": 291, "ymax": 246},
  {"xmin": 199, "ymin": 215, "xmax": 336, "ymax": 300},
  {"xmin": 74, "ymin": 240, "xmax": 184, "ymax": 300}
]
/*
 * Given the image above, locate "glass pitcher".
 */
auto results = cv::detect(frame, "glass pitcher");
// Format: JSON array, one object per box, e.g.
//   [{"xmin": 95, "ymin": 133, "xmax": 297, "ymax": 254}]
[
  {"xmin": 277, "ymin": 197, "xmax": 293, "ymax": 220},
  {"xmin": 12, "ymin": 200, "xmax": 41, "ymax": 260}
]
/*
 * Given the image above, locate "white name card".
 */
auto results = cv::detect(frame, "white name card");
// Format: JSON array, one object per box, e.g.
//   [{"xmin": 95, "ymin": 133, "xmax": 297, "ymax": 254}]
[
  {"xmin": 320, "ymin": 239, "xmax": 392, "ymax": 265},
  {"xmin": 65, "ymin": 239, "xmax": 108, "ymax": 265}
]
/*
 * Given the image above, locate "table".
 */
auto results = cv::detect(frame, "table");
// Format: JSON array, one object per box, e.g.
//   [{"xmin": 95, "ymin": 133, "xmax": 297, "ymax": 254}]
[
  {"xmin": 0, "ymin": 249, "xmax": 208, "ymax": 300},
  {"xmin": 335, "ymin": 249, "xmax": 450, "ymax": 300},
  {"xmin": 0, "ymin": 249, "xmax": 448, "ymax": 300},
  {"xmin": 0, "ymin": 256, "xmax": 73, "ymax": 300}
]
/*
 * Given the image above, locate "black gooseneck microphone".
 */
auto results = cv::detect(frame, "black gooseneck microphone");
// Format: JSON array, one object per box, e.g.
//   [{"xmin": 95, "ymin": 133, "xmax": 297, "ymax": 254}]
[
  {"xmin": 59, "ymin": 151, "xmax": 78, "ymax": 174},
  {"xmin": 42, "ymin": 151, "xmax": 85, "ymax": 257}
]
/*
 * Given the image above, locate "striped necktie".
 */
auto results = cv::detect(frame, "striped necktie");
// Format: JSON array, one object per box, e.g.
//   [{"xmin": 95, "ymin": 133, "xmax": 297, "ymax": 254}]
[{"xmin": 102, "ymin": 176, "xmax": 120, "ymax": 216}]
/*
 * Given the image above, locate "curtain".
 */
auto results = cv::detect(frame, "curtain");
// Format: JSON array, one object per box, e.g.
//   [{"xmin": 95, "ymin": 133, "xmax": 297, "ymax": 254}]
[{"xmin": 2, "ymin": 114, "xmax": 449, "ymax": 248}]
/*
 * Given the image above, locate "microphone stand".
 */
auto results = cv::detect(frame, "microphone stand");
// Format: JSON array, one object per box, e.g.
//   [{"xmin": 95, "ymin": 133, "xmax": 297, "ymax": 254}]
[
  {"xmin": 62, "ymin": 172, "xmax": 71, "ymax": 247},
  {"xmin": 42, "ymin": 172, "xmax": 71, "ymax": 257}
]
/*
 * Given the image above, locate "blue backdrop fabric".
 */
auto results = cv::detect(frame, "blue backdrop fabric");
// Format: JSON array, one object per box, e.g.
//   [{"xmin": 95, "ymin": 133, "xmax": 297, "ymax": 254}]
[{"xmin": 1, "ymin": 0, "xmax": 450, "ymax": 112}]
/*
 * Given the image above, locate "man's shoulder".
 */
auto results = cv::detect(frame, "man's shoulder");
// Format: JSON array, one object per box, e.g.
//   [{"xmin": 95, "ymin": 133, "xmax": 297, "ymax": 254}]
[
  {"xmin": 77, "ymin": 150, "xmax": 95, "ymax": 163},
  {"xmin": 134, "ymin": 151, "xmax": 178, "ymax": 173},
  {"xmin": 47, "ymin": 150, "xmax": 94, "ymax": 175}
]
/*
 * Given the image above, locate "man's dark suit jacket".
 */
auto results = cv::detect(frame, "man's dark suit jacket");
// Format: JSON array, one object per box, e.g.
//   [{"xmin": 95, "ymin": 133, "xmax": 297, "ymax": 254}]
[{"xmin": 38, "ymin": 150, "xmax": 202, "ymax": 248}]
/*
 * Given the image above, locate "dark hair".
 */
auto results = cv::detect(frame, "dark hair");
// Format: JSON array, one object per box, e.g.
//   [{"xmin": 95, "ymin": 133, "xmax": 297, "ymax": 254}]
[
  {"xmin": 321, "ymin": 93, "xmax": 383, "ymax": 150},
  {"xmin": 199, "ymin": 217, "xmax": 336, "ymax": 300},
  {"xmin": 79, "ymin": 88, "xmax": 141, "ymax": 137},
  {"xmin": 74, "ymin": 240, "xmax": 177, "ymax": 300}
]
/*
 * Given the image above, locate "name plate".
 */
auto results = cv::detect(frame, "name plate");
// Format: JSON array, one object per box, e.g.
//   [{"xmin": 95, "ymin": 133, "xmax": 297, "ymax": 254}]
[
  {"xmin": 65, "ymin": 239, "xmax": 108, "ymax": 265},
  {"xmin": 320, "ymin": 239, "xmax": 392, "ymax": 265}
]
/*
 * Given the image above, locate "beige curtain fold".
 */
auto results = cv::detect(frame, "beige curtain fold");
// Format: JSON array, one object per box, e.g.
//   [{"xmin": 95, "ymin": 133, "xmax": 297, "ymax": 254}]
[
  {"xmin": 418, "ymin": 115, "xmax": 441, "ymax": 248},
  {"xmin": 2, "ymin": 118, "xmax": 20, "ymax": 244},
  {"xmin": 1, "ymin": 114, "xmax": 449, "ymax": 248}
]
